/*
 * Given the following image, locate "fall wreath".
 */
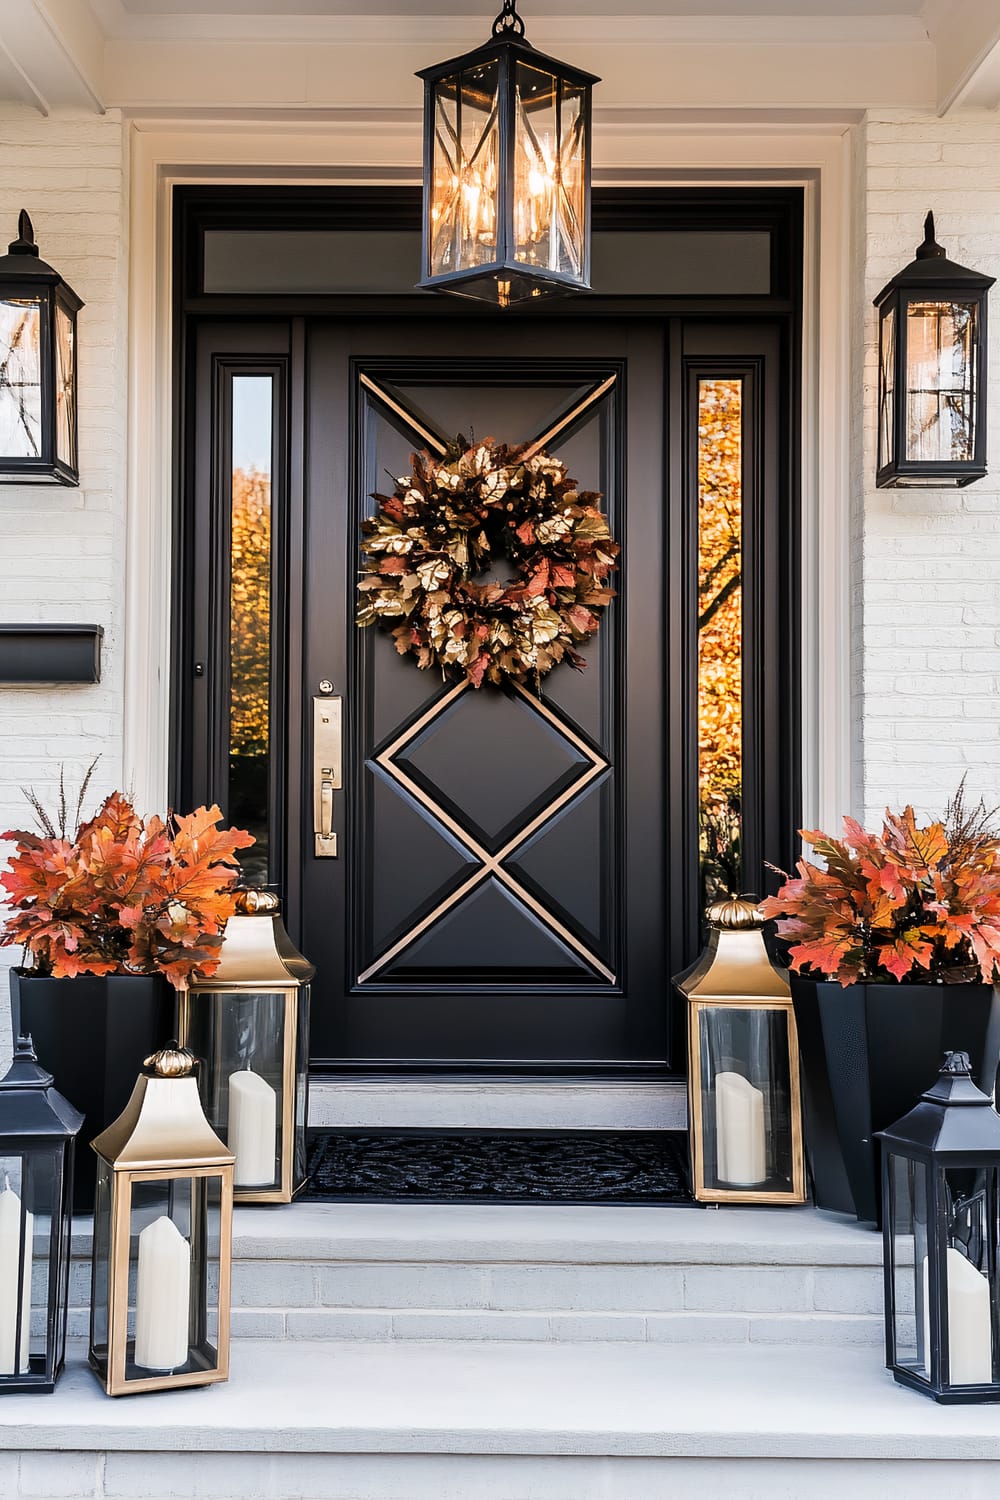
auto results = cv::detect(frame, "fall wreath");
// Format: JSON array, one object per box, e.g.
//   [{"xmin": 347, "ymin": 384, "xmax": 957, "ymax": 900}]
[{"xmin": 356, "ymin": 438, "xmax": 619, "ymax": 688}]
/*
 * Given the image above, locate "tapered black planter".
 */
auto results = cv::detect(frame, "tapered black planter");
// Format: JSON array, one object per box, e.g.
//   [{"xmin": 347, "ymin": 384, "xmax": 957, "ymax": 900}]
[
  {"xmin": 9, "ymin": 969, "xmax": 173, "ymax": 1213},
  {"xmin": 791, "ymin": 976, "xmax": 1000, "ymax": 1225}
]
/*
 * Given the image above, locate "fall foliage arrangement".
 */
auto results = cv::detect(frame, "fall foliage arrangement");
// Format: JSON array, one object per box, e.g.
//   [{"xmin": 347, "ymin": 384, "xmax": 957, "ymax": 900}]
[
  {"xmin": 760, "ymin": 786, "xmax": 1000, "ymax": 987},
  {"xmin": 1, "ymin": 778, "xmax": 254, "ymax": 988},
  {"xmin": 356, "ymin": 437, "xmax": 619, "ymax": 688}
]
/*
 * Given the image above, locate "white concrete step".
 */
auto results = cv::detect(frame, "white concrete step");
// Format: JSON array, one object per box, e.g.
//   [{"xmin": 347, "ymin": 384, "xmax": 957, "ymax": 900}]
[
  {"xmin": 67, "ymin": 1204, "xmax": 887, "ymax": 1347},
  {"xmin": 6, "ymin": 1338, "xmax": 1000, "ymax": 1499},
  {"xmin": 308, "ymin": 1078, "xmax": 687, "ymax": 1129}
]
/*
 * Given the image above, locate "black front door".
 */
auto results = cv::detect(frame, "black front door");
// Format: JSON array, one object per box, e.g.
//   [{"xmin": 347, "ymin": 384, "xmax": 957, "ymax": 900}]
[
  {"xmin": 183, "ymin": 309, "xmax": 797, "ymax": 1079},
  {"xmin": 300, "ymin": 320, "xmax": 666, "ymax": 1069}
]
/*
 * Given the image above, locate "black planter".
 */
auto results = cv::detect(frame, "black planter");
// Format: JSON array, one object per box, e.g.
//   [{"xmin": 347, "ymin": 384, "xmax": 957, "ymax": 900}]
[
  {"xmin": 791, "ymin": 976, "xmax": 1000, "ymax": 1225},
  {"xmin": 9, "ymin": 969, "xmax": 174, "ymax": 1214}
]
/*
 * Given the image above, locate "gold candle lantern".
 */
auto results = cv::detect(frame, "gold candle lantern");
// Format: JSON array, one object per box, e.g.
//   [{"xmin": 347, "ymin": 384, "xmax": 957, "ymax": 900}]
[
  {"xmin": 89, "ymin": 1045, "xmax": 234, "ymax": 1397},
  {"xmin": 675, "ymin": 897, "xmax": 805, "ymax": 1206},
  {"xmin": 179, "ymin": 890, "xmax": 315, "ymax": 1205}
]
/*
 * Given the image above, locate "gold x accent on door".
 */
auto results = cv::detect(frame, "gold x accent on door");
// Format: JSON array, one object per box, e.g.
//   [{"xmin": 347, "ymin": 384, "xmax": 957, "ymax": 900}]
[{"xmin": 356, "ymin": 368, "xmax": 619, "ymax": 987}]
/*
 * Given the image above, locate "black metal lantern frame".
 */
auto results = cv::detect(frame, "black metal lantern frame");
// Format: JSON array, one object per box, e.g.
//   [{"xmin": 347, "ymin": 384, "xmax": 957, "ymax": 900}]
[
  {"xmin": 0, "ymin": 211, "xmax": 83, "ymax": 486},
  {"xmin": 417, "ymin": 0, "xmax": 599, "ymax": 306},
  {"xmin": 0, "ymin": 1035, "xmax": 83, "ymax": 1395},
  {"xmin": 878, "ymin": 1051, "xmax": 1000, "ymax": 1404},
  {"xmin": 875, "ymin": 213, "xmax": 995, "ymax": 489}
]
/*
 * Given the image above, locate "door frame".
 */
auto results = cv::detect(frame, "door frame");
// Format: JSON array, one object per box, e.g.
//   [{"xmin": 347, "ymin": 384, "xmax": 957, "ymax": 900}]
[{"xmin": 173, "ymin": 187, "xmax": 800, "ymax": 1078}]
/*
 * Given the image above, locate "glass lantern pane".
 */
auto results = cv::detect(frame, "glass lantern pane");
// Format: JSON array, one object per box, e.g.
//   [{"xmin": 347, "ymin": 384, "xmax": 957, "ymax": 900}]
[
  {"xmin": 940, "ymin": 1165, "xmax": 997, "ymax": 1386},
  {"xmin": 0, "ymin": 1154, "xmax": 38, "ymax": 1376},
  {"xmin": 0, "ymin": 297, "xmax": 42, "ymax": 459},
  {"xmin": 186, "ymin": 991, "xmax": 284, "ymax": 1191},
  {"xmin": 889, "ymin": 1154, "xmax": 927, "ymax": 1380},
  {"xmin": 513, "ymin": 63, "xmax": 586, "ymax": 283},
  {"xmin": 91, "ymin": 1157, "xmax": 113, "ymax": 1368},
  {"xmin": 904, "ymin": 299, "xmax": 977, "ymax": 464},
  {"xmin": 54, "ymin": 301, "xmax": 75, "ymax": 468},
  {"xmin": 427, "ymin": 61, "xmax": 500, "ymax": 280},
  {"xmin": 697, "ymin": 1006, "xmax": 793, "ymax": 1194},
  {"xmin": 878, "ymin": 305, "xmax": 895, "ymax": 469},
  {"xmin": 123, "ymin": 1175, "xmax": 220, "ymax": 1384},
  {"xmin": 294, "ymin": 984, "xmax": 311, "ymax": 1186}
]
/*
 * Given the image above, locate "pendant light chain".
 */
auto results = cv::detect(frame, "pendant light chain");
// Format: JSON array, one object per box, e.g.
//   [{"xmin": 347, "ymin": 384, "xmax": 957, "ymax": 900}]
[{"xmin": 491, "ymin": 0, "xmax": 526, "ymax": 38}]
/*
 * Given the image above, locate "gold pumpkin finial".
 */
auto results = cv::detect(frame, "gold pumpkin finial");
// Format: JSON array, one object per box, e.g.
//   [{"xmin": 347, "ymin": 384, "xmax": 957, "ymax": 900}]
[
  {"xmin": 705, "ymin": 895, "xmax": 763, "ymax": 931},
  {"xmin": 234, "ymin": 888, "xmax": 281, "ymax": 916},
  {"xmin": 143, "ymin": 1043, "xmax": 196, "ymax": 1078}
]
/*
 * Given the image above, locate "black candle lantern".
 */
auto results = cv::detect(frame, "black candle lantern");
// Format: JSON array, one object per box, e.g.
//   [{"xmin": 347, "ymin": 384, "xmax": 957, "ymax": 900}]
[
  {"xmin": 877, "ymin": 1051, "xmax": 1000, "ymax": 1403},
  {"xmin": 417, "ymin": 0, "xmax": 599, "ymax": 306},
  {"xmin": 875, "ymin": 213, "xmax": 994, "ymax": 488},
  {"xmin": 0, "ymin": 1035, "xmax": 83, "ymax": 1395},
  {"xmin": 0, "ymin": 211, "xmax": 83, "ymax": 486}
]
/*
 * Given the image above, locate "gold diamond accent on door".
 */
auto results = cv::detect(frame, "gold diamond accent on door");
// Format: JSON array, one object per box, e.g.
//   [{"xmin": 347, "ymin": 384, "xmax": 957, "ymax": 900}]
[{"xmin": 358, "ymin": 680, "xmax": 614, "ymax": 985}]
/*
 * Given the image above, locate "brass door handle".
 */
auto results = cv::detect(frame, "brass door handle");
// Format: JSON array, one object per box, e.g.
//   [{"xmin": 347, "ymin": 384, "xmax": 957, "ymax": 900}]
[{"xmin": 313, "ymin": 693, "xmax": 342, "ymax": 858}]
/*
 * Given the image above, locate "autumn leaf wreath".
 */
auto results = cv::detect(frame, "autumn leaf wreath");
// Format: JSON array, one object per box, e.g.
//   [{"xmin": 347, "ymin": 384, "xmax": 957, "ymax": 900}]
[{"xmin": 356, "ymin": 438, "xmax": 619, "ymax": 688}]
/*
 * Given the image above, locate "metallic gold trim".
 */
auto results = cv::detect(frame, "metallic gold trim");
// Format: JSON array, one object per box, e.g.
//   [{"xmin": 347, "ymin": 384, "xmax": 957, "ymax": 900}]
[
  {"xmin": 359, "ymin": 372, "xmax": 448, "ymax": 457},
  {"xmin": 521, "ymin": 374, "xmax": 617, "ymax": 460},
  {"xmin": 359, "ymin": 680, "xmax": 615, "ymax": 986}
]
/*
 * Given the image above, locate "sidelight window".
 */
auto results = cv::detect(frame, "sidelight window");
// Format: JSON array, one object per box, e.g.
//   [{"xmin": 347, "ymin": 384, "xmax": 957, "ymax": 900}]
[{"xmin": 697, "ymin": 377, "xmax": 744, "ymax": 903}]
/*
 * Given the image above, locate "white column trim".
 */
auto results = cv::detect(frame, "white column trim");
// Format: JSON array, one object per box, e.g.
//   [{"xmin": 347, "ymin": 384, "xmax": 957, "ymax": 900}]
[{"xmin": 125, "ymin": 115, "xmax": 854, "ymax": 832}]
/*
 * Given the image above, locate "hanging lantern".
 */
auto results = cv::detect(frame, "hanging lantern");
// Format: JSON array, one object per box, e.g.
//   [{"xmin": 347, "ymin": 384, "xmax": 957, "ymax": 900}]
[
  {"xmin": 875, "ymin": 213, "xmax": 994, "ymax": 488},
  {"xmin": 674, "ymin": 897, "xmax": 806, "ymax": 1205},
  {"xmin": 877, "ymin": 1051, "xmax": 1000, "ymax": 1403},
  {"xmin": 0, "ymin": 211, "xmax": 83, "ymax": 485},
  {"xmin": 417, "ymin": 0, "xmax": 599, "ymax": 306},
  {"xmin": 88, "ymin": 1044, "xmax": 234, "ymax": 1397},
  {"xmin": 179, "ymin": 889, "xmax": 315, "ymax": 1205},
  {"xmin": 0, "ymin": 1035, "xmax": 82, "ymax": 1394}
]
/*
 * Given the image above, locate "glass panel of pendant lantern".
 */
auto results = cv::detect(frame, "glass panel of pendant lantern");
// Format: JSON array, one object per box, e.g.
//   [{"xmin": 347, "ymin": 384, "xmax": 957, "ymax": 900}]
[
  {"xmin": 54, "ymin": 297, "xmax": 76, "ymax": 471},
  {"xmin": 513, "ymin": 62, "xmax": 586, "ymax": 284},
  {"xmin": 877, "ymin": 304, "xmax": 896, "ymax": 472},
  {"xmin": 426, "ymin": 57, "xmax": 500, "ymax": 283},
  {"xmin": 878, "ymin": 1052, "xmax": 1000, "ymax": 1403},
  {"xmin": 0, "ymin": 296, "xmax": 42, "ymax": 459}
]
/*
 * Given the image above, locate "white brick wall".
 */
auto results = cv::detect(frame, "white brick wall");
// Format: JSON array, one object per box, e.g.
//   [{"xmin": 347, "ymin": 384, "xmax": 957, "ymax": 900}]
[
  {"xmin": 0, "ymin": 106, "xmax": 130, "ymax": 1064},
  {"xmin": 858, "ymin": 109, "xmax": 1000, "ymax": 826}
]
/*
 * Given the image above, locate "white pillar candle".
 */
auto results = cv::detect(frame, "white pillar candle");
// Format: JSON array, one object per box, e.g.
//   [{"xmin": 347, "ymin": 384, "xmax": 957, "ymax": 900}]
[
  {"xmin": 228, "ymin": 1070, "xmax": 277, "ymax": 1187},
  {"xmin": 0, "ymin": 1177, "xmax": 32, "ymax": 1375},
  {"xmin": 922, "ymin": 1248, "xmax": 993, "ymax": 1385},
  {"xmin": 714, "ymin": 1070, "xmax": 768, "ymax": 1186},
  {"xmin": 134, "ymin": 1215, "xmax": 191, "ymax": 1371}
]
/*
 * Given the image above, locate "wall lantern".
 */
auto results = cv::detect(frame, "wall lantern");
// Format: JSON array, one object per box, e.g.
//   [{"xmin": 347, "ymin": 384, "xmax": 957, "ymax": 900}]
[
  {"xmin": 877, "ymin": 1051, "xmax": 1000, "ymax": 1403},
  {"xmin": 179, "ymin": 889, "xmax": 315, "ymax": 1205},
  {"xmin": 89, "ymin": 1045, "xmax": 234, "ymax": 1397},
  {"xmin": 0, "ymin": 210, "xmax": 83, "ymax": 486},
  {"xmin": 675, "ymin": 897, "xmax": 806, "ymax": 1205},
  {"xmin": 875, "ymin": 213, "xmax": 995, "ymax": 488},
  {"xmin": 0, "ymin": 1035, "xmax": 82, "ymax": 1395},
  {"xmin": 417, "ymin": 0, "xmax": 599, "ymax": 306}
]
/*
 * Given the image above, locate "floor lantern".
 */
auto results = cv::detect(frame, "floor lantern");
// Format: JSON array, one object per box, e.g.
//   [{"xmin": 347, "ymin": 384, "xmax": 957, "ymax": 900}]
[
  {"xmin": 89, "ymin": 1044, "xmax": 234, "ymax": 1397},
  {"xmin": 0, "ymin": 1035, "xmax": 82, "ymax": 1394},
  {"xmin": 875, "ymin": 212, "xmax": 994, "ymax": 488},
  {"xmin": 417, "ymin": 0, "xmax": 599, "ymax": 305},
  {"xmin": 179, "ymin": 889, "xmax": 315, "ymax": 1204},
  {"xmin": 878, "ymin": 1050, "xmax": 1000, "ymax": 1403},
  {"xmin": 675, "ymin": 897, "xmax": 806, "ymax": 1205},
  {"xmin": 0, "ymin": 210, "xmax": 83, "ymax": 485}
]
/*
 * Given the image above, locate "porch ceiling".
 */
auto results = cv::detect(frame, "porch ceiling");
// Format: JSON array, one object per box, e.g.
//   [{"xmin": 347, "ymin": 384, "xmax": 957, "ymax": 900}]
[{"xmin": 0, "ymin": 0, "xmax": 997, "ymax": 118}]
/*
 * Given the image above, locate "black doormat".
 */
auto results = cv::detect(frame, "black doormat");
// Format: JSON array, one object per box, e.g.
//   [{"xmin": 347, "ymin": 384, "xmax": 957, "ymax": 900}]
[{"xmin": 303, "ymin": 1129, "xmax": 692, "ymax": 1206}]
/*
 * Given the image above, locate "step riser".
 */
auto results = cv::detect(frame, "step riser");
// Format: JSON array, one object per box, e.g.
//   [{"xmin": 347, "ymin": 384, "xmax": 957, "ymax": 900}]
[
  {"xmin": 10, "ymin": 1452, "xmax": 999, "ymax": 1500},
  {"xmin": 63, "ymin": 1256, "xmax": 890, "ymax": 1344}
]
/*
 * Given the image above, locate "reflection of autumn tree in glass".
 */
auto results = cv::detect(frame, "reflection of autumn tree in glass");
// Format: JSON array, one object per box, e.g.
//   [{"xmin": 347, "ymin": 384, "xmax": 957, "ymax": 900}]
[
  {"xmin": 230, "ymin": 466, "xmax": 271, "ymax": 883},
  {"xmin": 698, "ymin": 379, "xmax": 743, "ymax": 900}
]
